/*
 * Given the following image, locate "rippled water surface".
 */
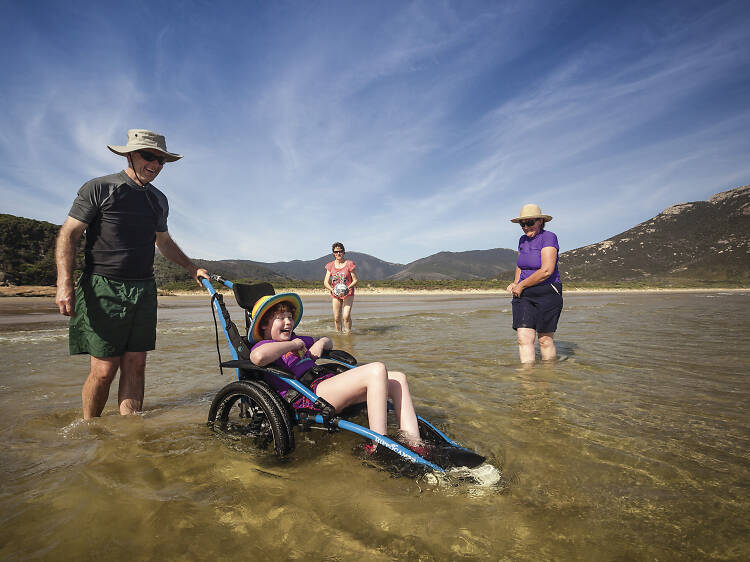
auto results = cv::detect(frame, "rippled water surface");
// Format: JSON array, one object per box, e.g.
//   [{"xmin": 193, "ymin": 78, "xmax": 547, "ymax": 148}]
[{"xmin": 1, "ymin": 291, "xmax": 749, "ymax": 560}]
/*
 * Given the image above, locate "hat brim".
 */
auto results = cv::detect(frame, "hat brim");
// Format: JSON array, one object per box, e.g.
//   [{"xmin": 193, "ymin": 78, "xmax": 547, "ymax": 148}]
[
  {"xmin": 249, "ymin": 293, "xmax": 303, "ymax": 343},
  {"xmin": 107, "ymin": 145, "xmax": 183, "ymax": 162},
  {"xmin": 510, "ymin": 214, "xmax": 552, "ymax": 223}
]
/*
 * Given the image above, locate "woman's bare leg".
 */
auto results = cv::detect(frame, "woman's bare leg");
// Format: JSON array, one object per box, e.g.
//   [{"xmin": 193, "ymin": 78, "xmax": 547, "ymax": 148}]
[
  {"xmin": 331, "ymin": 297, "xmax": 343, "ymax": 332},
  {"xmin": 341, "ymin": 294, "xmax": 354, "ymax": 333},
  {"xmin": 538, "ymin": 332, "xmax": 557, "ymax": 361},
  {"xmin": 517, "ymin": 328, "xmax": 536, "ymax": 364}
]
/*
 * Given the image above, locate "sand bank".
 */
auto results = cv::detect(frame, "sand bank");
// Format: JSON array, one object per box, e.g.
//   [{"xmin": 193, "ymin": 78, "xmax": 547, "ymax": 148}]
[{"xmin": 2, "ymin": 285, "xmax": 746, "ymax": 299}]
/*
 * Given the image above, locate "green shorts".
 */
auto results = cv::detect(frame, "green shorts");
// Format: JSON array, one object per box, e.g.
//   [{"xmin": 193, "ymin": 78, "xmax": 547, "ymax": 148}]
[{"xmin": 69, "ymin": 274, "xmax": 158, "ymax": 357}]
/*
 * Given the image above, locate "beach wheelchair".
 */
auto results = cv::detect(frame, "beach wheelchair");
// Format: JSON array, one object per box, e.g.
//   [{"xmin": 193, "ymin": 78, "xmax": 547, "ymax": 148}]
[{"xmin": 201, "ymin": 275, "xmax": 486, "ymax": 473}]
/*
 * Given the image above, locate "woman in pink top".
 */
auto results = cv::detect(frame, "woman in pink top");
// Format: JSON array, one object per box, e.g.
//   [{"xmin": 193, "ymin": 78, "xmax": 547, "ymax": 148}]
[{"xmin": 323, "ymin": 242, "xmax": 358, "ymax": 333}]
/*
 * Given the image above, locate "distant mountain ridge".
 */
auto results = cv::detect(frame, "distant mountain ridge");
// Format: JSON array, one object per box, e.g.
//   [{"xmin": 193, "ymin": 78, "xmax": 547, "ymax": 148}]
[
  {"xmin": 256, "ymin": 252, "xmax": 404, "ymax": 280},
  {"xmin": 2, "ymin": 184, "xmax": 749, "ymax": 286},
  {"xmin": 559, "ymin": 185, "xmax": 750, "ymax": 282},
  {"xmin": 390, "ymin": 248, "xmax": 518, "ymax": 280},
  {"xmin": 191, "ymin": 248, "xmax": 514, "ymax": 281}
]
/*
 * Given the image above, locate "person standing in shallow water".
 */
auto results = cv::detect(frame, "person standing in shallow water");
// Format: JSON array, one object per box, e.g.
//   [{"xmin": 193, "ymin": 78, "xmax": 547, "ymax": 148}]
[
  {"xmin": 55, "ymin": 129, "xmax": 209, "ymax": 419},
  {"xmin": 323, "ymin": 242, "xmax": 358, "ymax": 333},
  {"xmin": 506, "ymin": 204, "xmax": 563, "ymax": 363}
]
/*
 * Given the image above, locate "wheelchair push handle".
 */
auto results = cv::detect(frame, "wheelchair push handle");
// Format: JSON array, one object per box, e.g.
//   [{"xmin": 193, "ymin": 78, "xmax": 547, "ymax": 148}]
[{"xmin": 199, "ymin": 273, "xmax": 234, "ymax": 294}]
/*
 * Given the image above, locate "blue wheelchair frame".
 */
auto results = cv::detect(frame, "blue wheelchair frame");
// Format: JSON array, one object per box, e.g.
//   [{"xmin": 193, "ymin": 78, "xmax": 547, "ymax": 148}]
[{"xmin": 202, "ymin": 275, "xmax": 477, "ymax": 473}]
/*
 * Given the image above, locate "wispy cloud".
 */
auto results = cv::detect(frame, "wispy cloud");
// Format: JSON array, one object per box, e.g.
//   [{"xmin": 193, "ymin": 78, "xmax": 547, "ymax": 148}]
[{"xmin": 2, "ymin": 1, "xmax": 749, "ymax": 262}]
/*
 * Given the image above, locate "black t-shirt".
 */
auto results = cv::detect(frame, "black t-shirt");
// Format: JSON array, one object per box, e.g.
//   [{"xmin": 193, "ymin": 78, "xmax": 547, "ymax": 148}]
[{"xmin": 68, "ymin": 171, "xmax": 169, "ymax": 280}]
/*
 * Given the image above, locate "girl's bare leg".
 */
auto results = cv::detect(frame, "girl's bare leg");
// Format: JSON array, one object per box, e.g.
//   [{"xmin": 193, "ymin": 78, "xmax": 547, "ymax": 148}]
[
  {"xmin": 517, "ymin": 327, "xmax": 536, "ymax": 364},
  {"xmin": 386, "ymin": 371, "xmax": 420, "ymax": 442},
  {"xmin": 341, "ymin": 294, "xmax": 354, "ymax": 333},
  {"xmin": 331, "ymin": 297, "xmax": 343, "ymax": 332},
  {"xmin": 315, "ymin": 362, "xmax": 388, "ymax": 434}
]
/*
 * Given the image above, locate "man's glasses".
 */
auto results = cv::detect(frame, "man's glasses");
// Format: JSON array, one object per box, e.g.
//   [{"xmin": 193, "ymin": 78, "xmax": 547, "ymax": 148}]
[
  {"xmin": 136, "ymin": 150, "xmax": 167, "ymax": 165},
  {"xmin": 333, "ymin": 250, "xmax": 345, "ymax": 255},
  {"xmin": 519, "ymin": 219, "xmax": 539, "ymax": 228}
]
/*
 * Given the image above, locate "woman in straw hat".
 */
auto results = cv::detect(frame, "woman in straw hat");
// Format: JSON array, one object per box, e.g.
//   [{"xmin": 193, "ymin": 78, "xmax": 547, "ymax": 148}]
[{"xmin": 506, "ymin": 204, "xmax": 563, "ymax": 363}]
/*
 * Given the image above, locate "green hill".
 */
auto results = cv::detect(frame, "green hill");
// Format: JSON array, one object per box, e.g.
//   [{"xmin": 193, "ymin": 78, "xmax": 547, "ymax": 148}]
[
  {"xmin": 559, "ymin": 185, "xmax": 750, "ymax": 284},
  {"xmin": 3, "ymin": 184, "xmax": 749, "ymax": 289},
  {"xmin": 0, "ymin": 214, "xmax": 75, "ymax": 285}
]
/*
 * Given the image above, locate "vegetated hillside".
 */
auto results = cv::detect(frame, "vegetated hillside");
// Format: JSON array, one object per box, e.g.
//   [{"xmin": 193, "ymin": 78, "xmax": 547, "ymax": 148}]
[
  {"xmin": 7, "ymin": 184, "xmax": 749, "ymax": 288},
  {"xmin": 154, "ymin": 256, "xmax": 291, "ymax": 285},
  {"xmin": 559, "ymin": 185, "xmax": 750, "ymax": 282},
  {"xmin": 390, "ymin": 248, "xmax": 518, "ymax": 280},
  {"xmin": 0, "ymin": 214, "xmax": 78, "ymax": 285}
]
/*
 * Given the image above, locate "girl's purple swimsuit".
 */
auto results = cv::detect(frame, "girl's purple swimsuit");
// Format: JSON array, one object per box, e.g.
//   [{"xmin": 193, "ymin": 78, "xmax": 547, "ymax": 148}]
[{"xmin": 251, "ymin": 334, "xmax": 337, "ymax": 410}]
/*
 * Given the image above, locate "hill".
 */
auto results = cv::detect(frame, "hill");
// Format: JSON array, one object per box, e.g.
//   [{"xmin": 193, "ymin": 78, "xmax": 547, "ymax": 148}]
[
  {"xmin": 3, "ymin": 184, "xmax": 748, "ymax": 288},
  {"xmin": 258, "ymin": 252, "xmax": 404, "ymax": 280},
  {"xmin": 0, "ymin": 214, "xmax": 78, "ymax": 286},
  {"xmin": 559, "ymin": 185, "xmax": 750, "ymax": 282},
  {"xmin": 390, "ymin": 248, "xmax": 518, "ymax": 280}
]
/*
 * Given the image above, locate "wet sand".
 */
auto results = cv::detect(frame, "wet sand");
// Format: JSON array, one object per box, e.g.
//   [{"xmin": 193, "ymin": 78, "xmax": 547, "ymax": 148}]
[
  {"xmin": 1, "ymin": 291, "xmax": 749, "ymax": 559},
  {"xmin": 4, "ymin": 285, "xmax": 746, "ymax": 299}
]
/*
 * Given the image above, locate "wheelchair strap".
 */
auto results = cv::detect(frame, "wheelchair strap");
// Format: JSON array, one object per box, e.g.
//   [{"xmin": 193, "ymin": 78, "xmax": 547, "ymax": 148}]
[{"xmin": 211, "ymin": 292, "xmax": 251, "ymax": 361}]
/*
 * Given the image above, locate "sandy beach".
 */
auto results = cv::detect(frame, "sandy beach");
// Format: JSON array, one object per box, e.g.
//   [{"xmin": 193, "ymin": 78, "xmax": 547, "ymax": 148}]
[{"xmin": 2, "ymin": 285, "xmax": 746, "ymax": 298}]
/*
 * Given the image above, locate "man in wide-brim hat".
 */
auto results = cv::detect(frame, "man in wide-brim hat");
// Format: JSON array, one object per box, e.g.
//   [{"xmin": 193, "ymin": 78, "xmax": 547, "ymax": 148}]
[{"xmin": 55, "ymin": 129, "xmax": 209, "ymax": 419}]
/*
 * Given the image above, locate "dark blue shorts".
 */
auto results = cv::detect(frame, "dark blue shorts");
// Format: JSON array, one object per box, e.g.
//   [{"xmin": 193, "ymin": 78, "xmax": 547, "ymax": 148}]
[{"xmin": 512, "ymin": 282, "xmax": 563, "ymax": 333}]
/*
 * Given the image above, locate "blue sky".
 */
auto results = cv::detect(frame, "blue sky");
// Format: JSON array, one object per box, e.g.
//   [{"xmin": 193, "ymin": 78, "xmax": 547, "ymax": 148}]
[{"xmin": 2, "ymin": 0, "xmax": 749, "ymax": 264}]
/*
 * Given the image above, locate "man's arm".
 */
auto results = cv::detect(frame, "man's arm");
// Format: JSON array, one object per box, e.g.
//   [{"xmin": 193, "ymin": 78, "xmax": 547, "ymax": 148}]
[
  {"xmin": 55, "ymin": 217, "xmax": 87, "ymax": 316},
  {"xmin": 155, "ymin": 231, "xmax": 209, "ymax": 285}
]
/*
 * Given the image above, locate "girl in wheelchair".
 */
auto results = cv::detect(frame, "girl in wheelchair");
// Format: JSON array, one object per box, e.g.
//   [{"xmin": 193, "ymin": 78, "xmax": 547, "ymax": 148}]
[{"xmin": 248, "ymin": 293, "xmax": 424, "ymax": 451}]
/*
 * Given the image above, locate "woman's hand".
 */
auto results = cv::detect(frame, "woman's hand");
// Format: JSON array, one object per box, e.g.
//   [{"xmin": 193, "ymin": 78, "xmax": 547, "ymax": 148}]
[
  {"xmin": 507, "ymin": 282, "xmax": 524, "ymax": 297},
  {"xmin": 511, "ymin": 283, "xmax": 525, "ymax": 298}
]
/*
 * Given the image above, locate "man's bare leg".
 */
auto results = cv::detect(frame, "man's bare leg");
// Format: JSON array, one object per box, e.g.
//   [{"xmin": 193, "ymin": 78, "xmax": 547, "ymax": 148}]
[
  {"xmin": 118, "ymin": 351, "xmax": 147, "ymax": 415},
  {"xmin": 82, "ymin": 356, "xmax": 120, "ymax": 419}
]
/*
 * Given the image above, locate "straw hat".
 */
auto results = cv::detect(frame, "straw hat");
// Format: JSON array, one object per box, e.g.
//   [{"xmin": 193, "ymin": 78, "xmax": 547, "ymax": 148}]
[
  {"xmin": 249, "ymin": 293, "xmax": 303, "ymax": 343},
  {"xmin": 510, "ymin": 204, "xmax": 553, "ymax": 223},
  {"xmin": 107, "ymin": 129, "xmax": 183, "ymax": 162}
]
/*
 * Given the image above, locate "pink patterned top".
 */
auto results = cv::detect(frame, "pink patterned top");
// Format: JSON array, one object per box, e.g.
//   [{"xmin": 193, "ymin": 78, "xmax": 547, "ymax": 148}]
[{"xmin": 325, "ymin": 260, "xmax": 356, "ymax": 299}]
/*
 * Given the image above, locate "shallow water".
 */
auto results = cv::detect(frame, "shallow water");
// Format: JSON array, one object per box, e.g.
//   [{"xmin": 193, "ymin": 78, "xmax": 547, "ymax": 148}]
[{"xmin": 1, "ymin": 291, "xmax": 749, "ymax": 560}]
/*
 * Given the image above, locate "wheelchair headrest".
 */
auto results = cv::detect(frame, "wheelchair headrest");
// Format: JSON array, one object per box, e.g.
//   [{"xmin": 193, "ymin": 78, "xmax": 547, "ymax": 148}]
[{"xmin": 233, "ymin": 282, "xmax": 275, "ymax": 311}]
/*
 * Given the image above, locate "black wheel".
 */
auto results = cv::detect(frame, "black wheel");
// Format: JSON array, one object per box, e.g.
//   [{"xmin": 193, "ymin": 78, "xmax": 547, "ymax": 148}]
[
  {"xmin": 254, "ymin": 379, "xmax": 295, "ymax": 452},
  {"xmin": 208, "ymin": 380, "xmax": 293, "ymax": 457}
]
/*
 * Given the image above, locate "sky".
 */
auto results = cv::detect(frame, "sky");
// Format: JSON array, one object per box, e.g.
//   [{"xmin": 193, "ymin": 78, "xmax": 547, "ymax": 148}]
[{"xmin": 1, "ymin": 0, "xmax": 749, "ymax": 264}]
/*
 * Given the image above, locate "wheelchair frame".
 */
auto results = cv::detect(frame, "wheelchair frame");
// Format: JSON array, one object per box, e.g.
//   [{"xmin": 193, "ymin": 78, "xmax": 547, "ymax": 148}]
[{"xmin": 202, "ymin": 275, "xmax": 480, "ymax": 472}]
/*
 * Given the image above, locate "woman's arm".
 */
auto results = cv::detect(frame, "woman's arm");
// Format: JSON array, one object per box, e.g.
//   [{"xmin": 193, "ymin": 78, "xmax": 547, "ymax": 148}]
[
  {"xmin": 250, "ymin": 338, "xmax": 306, "ymax": 366},
  {"xmin": 506, "ymin": 265, "xmax": 521, "ymax": 293},
  {"xmin": 323, "ymin": 270, "xmax": 333, "ymax": 292},
  {"xmin": 511, "ymin": 247, "xmax": 557, "ymax": 297},
  {"xmin": 308, "ymin": 336, "xmax": 333, "ymax": 360},
  {"xmin": 348, "ymin": 269, "xmax": 358, "ymax": 289}
]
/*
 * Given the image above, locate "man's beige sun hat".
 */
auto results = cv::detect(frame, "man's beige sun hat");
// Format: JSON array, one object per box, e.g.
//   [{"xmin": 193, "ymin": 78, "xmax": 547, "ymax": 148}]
[
  {"xmin": 510, "ymin": 204, "xmax": 553, "ymax": 223},
  {"xmin": 107, "ymin": 129, "xmax": 183, "ymax": 162}
]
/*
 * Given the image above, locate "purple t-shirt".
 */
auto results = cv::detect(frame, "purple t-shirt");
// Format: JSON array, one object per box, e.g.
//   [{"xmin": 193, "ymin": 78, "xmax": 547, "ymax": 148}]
[
  {"xmin": 517, "ymin": 229, "xmax": 561, "ymax": 284},
  {"xmin": 251, "ymin": 334, "xmax": 316, "ymax": 394}
]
